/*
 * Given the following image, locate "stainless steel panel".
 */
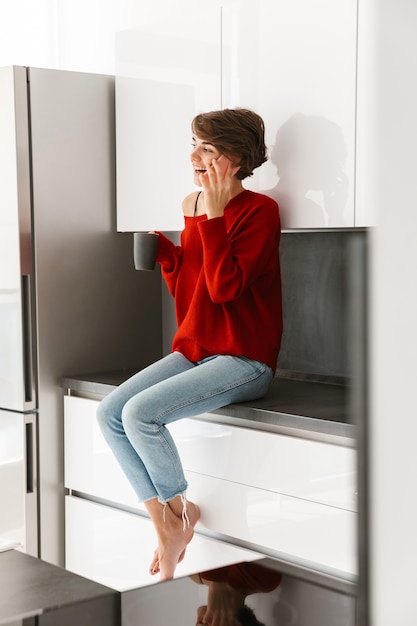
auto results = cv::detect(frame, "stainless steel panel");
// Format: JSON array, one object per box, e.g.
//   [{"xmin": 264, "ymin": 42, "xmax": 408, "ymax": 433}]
[
  {"xmin": 0, "ymin": 66, "xmax": 35, "ymax": 412},
  {"xmin": 24, "ymin": 412, "xmax": 38, "ymax": 557},
  {"xmin": 26, "ymin": 67, "xmax": 162, "ymax": 565},
  {"xmin": 0, "ymin": 409, "xmax": 25, "ymax": 549}
]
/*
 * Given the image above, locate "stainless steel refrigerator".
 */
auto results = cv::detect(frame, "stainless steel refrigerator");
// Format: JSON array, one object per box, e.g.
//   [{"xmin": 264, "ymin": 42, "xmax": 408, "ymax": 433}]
[{"xmin": 0, "ymin": 66, "xmax": 162, "ymax": 565}]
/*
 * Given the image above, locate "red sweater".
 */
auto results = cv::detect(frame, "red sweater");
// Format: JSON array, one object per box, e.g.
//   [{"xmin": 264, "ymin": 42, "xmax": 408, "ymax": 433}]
[{"xmin": 156, "ymin": 190, "xmax": 282, "ymax": 372}]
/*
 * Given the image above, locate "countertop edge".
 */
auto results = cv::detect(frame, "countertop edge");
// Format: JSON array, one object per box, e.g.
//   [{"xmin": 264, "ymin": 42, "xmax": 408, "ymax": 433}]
[{"xmin": 61, "ymin": 373, "xmax": 356, "ymax": 445}]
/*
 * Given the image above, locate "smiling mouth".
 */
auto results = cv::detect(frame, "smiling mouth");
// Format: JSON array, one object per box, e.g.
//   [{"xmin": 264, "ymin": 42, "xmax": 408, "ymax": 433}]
[{"xmin": 194, "ymin": 167, "xmax": 206, "ymax": 174}]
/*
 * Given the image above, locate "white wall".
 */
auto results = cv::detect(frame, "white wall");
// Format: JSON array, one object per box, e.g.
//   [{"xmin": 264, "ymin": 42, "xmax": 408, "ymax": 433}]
[{"xmin": 367, "ymin": 0, "xmax": 417, "ymax": 624}]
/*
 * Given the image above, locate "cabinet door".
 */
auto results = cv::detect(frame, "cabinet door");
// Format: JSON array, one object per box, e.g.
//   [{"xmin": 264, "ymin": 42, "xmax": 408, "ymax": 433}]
[
  {"xmin": 64, "ymin": 396, "xmax": 141, "ymax": 509},
  {"xmin": 65, "ymin": 496, "xmax": 260, "ymax": 591},
  {"xmin": 170, "ymin": 417, "xmax": 357, "ymax": 511},
  {"xmin": 222, "ymin": 0, "xmax": 358, "ymax": 229},
  {"xmin": 355, "ymin": 0, "xmax": 377, "ymax": 227},
  {"xmin": 170, "ymin": 418, "xmax": 357, "ymax": 579},
  {"xmin": 115, "ymin": 9, "xmax": 221, "ymax": 232}
]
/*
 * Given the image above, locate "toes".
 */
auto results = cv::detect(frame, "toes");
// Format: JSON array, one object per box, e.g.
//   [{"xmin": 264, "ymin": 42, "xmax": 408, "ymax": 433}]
[
  {"xmin": 150, "ymin": 546, "xmax": 186, "ymax": 576},
  {"xmin": 149, "ymin": 548, "xmax": 160, "ymax": 575}
]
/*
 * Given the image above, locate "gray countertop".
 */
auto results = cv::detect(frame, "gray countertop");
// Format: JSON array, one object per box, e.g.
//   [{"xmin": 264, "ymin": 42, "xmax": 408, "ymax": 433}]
[
  {"xmin": 0, "ymin": 549, "xmax": 119, "ymax": 625},
  {"xmin": 62, "ymin": 369, "xmax": 356, "ymax": 445}
]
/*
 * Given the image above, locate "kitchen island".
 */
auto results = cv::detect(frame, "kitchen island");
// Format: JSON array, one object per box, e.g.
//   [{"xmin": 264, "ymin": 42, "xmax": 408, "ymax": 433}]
[{"xmin": 62, "ymin": 369, "xmax": 357, "ymax": 600}]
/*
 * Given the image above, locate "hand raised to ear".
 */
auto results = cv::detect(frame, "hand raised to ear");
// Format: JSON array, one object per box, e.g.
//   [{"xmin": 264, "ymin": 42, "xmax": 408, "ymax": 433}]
[{"xmin": 199, "ymin": 156, "xmax": 242, "ymax": 220}]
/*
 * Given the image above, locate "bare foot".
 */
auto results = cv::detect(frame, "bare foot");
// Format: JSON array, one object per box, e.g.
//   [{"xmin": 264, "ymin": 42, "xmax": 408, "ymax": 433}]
[
  {"xmin": 149, "ymin": 547, "xmax": 185, "ymax": 575},
  {"xmin": 150, "ymin": 501, "xmax": 200, "ymax": 580}
]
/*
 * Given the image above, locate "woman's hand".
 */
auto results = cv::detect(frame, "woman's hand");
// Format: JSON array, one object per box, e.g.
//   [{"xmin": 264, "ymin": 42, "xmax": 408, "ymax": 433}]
[{"xmin": 199, "ymin": 156, "xmax": 241, "ymax": 220}]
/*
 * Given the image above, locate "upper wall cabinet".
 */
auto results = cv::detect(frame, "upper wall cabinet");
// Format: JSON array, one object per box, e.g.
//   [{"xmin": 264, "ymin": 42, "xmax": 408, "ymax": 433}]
[
  {"xmin": 115, "ymin": 9, "xmax": 221, "ymax": 232},
  {"xmin": 222, "ymin": 0, "xmax": 358, "ymax": 229},
  {"xmin": 116, "ymin": 1, "xmax": 369, "ymax": 231},
  {"xmin": 355, "ymin": 0, "xmax": 377, "ymax": 227}
]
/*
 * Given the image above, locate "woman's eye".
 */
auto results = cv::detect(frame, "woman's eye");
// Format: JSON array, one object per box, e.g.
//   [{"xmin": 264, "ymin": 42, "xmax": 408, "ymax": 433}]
[{"xmin": 190, "ymin": 142, "xmax": 215, "ymax": 154}]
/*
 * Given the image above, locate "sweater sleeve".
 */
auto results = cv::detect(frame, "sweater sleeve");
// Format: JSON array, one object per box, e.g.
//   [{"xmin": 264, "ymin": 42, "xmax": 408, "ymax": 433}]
[
  {"xmin": 197, "ymin": 209, "xmax": 280, "ymax": 303},
  {"xmin": 155, "ymin": 231, "xmax": 183, "ymax": 297}
]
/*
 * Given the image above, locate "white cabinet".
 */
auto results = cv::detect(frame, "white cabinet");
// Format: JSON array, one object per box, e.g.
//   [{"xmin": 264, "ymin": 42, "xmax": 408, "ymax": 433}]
[
  {"xmin": 170, "ymin": 417, "xmax": 357, "ymax": 511},
  {"xmin": 64, "ymin": 395, "xmax": 141, "ymax": 510},
  {"xmin": 115, "ymin": 2, "xmax": 371, "ymax": 231},
  {"xmin": 171, "ymin": 417, "xmax": 357, "ymax": 578},
  {"xmin": 66, "ymin": 497, "xmax": 356, "ymax": 626},
  {"xmin": 64, "ymin": 395, "xmax": 357, "ymax": 580},
  {"xmin": 355, "ymin": 0, "xmax": 378, "ymax": 227},
  {"xmin": 114, "ymin": 2, "xmax": 375, "ymax": 232},
  {"xmin": 222, "ymin": 0, "xmax": 358, "ymax": 229},
  {"xmin": 65, "ymin": 495, "xmax": 261, "ymax": 591},
  {"xmin": 115, "ymin": 9, "xmax": 222, "ymax": 232}
]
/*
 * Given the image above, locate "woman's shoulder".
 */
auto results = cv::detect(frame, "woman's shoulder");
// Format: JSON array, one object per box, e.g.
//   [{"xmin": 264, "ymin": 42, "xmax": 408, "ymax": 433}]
[
  {"xmin": 182, "ymin": 191, "xmax": 201, "ymax": 216},
  {"xmin": 233, "ymin": 190, "xmax": 279, "ymax": 221},
  {"xmin": 244, "ymin": 189, "xmax": 278, "ymax": 208}
]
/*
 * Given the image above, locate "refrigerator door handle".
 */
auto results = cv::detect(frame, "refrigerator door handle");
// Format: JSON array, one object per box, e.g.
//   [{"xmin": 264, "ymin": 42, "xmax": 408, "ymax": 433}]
[
  {"xmin": 25, "ymin": 418, "xmax": 35, "ymax": 494},
  {"xmin": 25, "ymin": 413, "xmax": 39, "ymax": 556},
  {"xmin": 21, "ymin": 275, "xmax": 35, "ymax": 405}
]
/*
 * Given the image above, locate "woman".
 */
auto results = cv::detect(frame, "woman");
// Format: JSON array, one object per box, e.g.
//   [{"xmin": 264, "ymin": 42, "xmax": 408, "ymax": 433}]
[{"xmin": 97, "ymin": 108, "xmax": 283, "ymax": 581}]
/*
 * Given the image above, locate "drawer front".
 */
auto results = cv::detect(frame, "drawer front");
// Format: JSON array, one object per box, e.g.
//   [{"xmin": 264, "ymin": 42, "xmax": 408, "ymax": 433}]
[
  {"xmin": 170, "ymin": 417, "xmax": 357, "ymax": 511},
  {"xmin": 65, "ymin": 397, "xmax": 356, "ymax": 512},
  {"xmin": 64, "ymin": 396, "xmax": 142, "ymax": 509},
  {"xmin": 65, "ymin": 495, "xmax": 261, "ymax": 591},
  {"xmin": 64, "ymin": 396, "xmax": 356, "ymax": 578},
  {"xmin": 185, "ymin": 472, "xmax": 356, "ymax": 579}
]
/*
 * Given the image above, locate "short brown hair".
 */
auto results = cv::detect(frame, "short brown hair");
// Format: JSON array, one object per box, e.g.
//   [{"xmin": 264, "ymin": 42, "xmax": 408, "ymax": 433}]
[{"xmin": 191, "ymin": 108, "xmax": 268, "ymax": 180}]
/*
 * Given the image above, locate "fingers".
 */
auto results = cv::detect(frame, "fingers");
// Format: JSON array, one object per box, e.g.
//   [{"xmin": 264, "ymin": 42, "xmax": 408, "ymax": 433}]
[
  {"xmin": 198, "ymin": 157, "xmax": 230, "ymax": 188},
  {"xmin": 198, "ymin": 159, "xmax": 219, "ymax": 187},
  {"xmin": 198, "ymin": 154, "xmax": 239, "ymax": 191},
  {"xmin": 212, "ymin": 156, "xmax": 231, "ymax": 181}
]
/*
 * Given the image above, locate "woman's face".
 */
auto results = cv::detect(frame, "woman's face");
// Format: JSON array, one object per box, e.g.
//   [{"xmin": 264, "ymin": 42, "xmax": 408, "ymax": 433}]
[
  {"xmin": 190, "ymin": 135, "xmax": 240, "ymax": 186},
  {"xmin": 190, "ymin": 134, "xmax": 222, "ymax": 185}
]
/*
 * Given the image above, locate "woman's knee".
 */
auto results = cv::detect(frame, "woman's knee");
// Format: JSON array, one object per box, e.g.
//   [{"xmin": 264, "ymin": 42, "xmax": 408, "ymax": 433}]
[
  {"xmin": 96, "ymin": 394, "xmax": 123, "ymax": 433},
  {"xmin": 121, "ymin": 399, "xmax": 140, "ymax": 434},
  {"xmin": 121, "ymin": 393, "xmax": 155, "ymax": 435}
]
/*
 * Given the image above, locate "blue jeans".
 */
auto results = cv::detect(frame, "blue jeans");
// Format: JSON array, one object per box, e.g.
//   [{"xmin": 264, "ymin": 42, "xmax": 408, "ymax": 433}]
[{"xmin": 96, "ymin": 351, "xmax": 273, "ymax": 504}]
